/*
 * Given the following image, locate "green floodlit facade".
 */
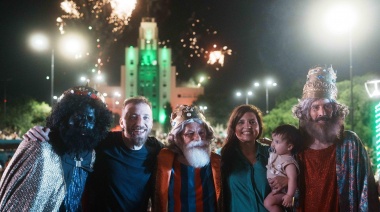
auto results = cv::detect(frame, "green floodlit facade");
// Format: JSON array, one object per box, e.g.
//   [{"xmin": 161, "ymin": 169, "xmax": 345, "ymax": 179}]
[
  {"xmin": 374, "ymin": 102, "xmax": 380, "ymax": 170},
  {"xmin": 123, "ymin": 17, "xmax": 172, "ymax": 124}
]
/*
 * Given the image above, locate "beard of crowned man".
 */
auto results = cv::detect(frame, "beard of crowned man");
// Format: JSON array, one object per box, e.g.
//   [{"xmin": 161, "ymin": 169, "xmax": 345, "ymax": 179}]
[
  {"xmin": 300, "ymin": 114, "xmax": 343, "ymax": 143},
  {"xmin": 181, "ymin": 139, "xmax": 211, "ymax": 168}
]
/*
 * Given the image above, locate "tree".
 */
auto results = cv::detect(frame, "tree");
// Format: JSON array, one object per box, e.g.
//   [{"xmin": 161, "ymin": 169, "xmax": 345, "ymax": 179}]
[
  {"xmin": 162, "ymin": 101, "xmax": 172, "ymax": 133},
  {"xmin": 0, "ymin": 98, "xmax": 51, "ymax": 136},
  {"xmin": 262, "ymin": 97, "xmax": 299, "ymax": 138}
]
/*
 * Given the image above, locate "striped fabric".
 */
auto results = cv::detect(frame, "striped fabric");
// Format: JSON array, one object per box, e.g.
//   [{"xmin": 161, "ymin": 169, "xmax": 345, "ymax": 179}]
[{"xmin": 168, "ymin": 160, "xmax": 216, "ymax": 212}]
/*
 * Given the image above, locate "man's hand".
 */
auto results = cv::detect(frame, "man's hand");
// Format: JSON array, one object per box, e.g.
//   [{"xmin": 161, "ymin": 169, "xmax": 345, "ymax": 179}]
[
  {"xmin": 268, "ymin": 176, "xmax": 288, "ymax": 194},
  {"xmin": 22, "ymin": 126, "xmax": 50, "ymax": 142}
]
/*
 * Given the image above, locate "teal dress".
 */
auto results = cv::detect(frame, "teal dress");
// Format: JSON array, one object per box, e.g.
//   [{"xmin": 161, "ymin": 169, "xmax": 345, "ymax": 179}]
[{"xmin": 223, "ymin": 142, "xmax": 270, "ymax": 212}]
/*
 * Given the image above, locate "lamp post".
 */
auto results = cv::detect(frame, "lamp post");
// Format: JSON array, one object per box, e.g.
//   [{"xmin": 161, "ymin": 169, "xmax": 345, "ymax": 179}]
[
  {"xmin": 236, "ymin": 91, "xmax": 253, "ymax": 104},
  {"xmin": 1, "ymin": 78, "xmax": 11, "ymax": 124},
  {"xmin": 254, "ymin": 80, "xmax": 277, "ymax": 113},
  {"xmin": 324, "ymin": 3, "xmax": 357, "ymax": 130},
  {"xmin": 50, "ymin": 49, "xmax": 55, "ymax": 106},
  {"xmin": 30, "ymin": 32, "xmax": 86, "ymax": 106},
  {"xmin": 30, "ymin": 33, "xmax": 54, "ymax": 106}
]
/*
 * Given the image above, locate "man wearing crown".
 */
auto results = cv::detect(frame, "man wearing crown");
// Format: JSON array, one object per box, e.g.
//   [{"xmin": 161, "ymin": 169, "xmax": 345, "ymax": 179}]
[
  {"xmin": 154, "ymin": 105, "xmax": 221, "ymax": 211},
  {"xmin": 0, "ymin": 86, "xmax": 112, "ymax": 211},
  {"xmin": 292, "ymin": 66, "xmax": 379, "ymax": 211}
]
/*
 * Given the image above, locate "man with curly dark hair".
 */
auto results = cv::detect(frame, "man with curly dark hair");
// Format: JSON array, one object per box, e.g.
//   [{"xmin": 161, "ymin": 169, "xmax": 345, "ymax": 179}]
[
  {"xmin": 23, "ymin": 96, "xmax": 164, "ymax": 211},
  {"xmin": 0, "ymin": 86, "xmax": 112, "ymax": 211}
]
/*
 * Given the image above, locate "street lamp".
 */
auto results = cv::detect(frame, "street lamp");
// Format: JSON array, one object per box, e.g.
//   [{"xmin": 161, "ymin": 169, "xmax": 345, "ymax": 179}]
[
  {"xmin": 254, "ymin": 80, "xmax": 277, "ymax": 114},
  {"xmin": 324, "ymin": 3, "xmax": 357, "ymax": 130},
  {"xmin": 30, "ymin": 33, "xmax": 54, "ymax": 106},
  {"xmin": 199, "ymin": 106, "xmax": 208, "ymax": 113},
  {"xmin": 29, "ymin": 32, "xmax": 86, "ymax": 106},
  {"xmin": 236, "ymin": 90, "xmax": 253, "ymax": 104}
]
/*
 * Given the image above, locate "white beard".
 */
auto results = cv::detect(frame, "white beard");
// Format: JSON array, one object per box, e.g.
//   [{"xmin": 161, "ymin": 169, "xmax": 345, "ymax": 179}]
[{"xmin": 182, "ymin": 140, "xmax": 211, "ymax": 168}]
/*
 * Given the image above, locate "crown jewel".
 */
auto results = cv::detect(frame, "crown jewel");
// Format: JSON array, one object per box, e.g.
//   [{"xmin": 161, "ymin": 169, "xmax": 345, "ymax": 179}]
[
  {"xmin": 170, "ymin": 105, "xmax": 206, "ymax": 130},
  {"xmin": 302, "ymin": 66, "xmax": 338, "ymax": 100},
  {"xmin": 58, "ymin": 86, "xmax": 106, "ymax": 104}
]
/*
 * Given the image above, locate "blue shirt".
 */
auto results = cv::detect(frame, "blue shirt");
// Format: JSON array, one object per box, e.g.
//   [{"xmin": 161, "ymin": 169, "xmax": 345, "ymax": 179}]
[{"xmin": 86, "ymin": 131, "xmax": 163, "ymax": 211}]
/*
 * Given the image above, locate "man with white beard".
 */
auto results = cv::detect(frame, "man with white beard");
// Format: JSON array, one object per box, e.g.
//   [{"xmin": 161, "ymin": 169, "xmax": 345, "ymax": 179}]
[
  {"xmin": 292, "ymin": 66, "xmax": 379, "ymax": 211},
  {"xmin": 154, "ymin": 105, "xmax": 222, "ymax": 211}
]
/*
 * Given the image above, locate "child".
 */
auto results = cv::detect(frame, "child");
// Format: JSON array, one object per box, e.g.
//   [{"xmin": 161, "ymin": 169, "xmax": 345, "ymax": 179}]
[{"xmin": 264, "ymin": 124, "xmax": 301, "ymax": 212}]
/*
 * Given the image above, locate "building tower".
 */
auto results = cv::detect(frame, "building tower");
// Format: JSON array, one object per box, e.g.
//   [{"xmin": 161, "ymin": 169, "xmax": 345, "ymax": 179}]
[
  {"xmin": 98, "ymin": 17, "xmax": 204, "ymax": 133},
  {"xmin": 122, "ymin": 17, "xmax": 171, "ymax": 123}
]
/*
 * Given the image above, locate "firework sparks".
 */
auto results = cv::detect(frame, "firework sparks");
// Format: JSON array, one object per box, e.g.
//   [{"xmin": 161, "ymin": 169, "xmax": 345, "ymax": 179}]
[
  {"xmin": 60, "ymin": 0, "xmax": 81, "ymax": 19},
  {"xmin": 108, "ymin": 0, "xmax": 137, "ymax": 32},
  {"xmin": 207, "ymin": 45, "xmax": 232, "ymax": 67},
  {"xmin": 56, "ymin": 0, "xmax": 137, "ymax": 75},
  {"xmin": 178, "ymin": 15, "xmax": 232, "ymax": 72}
]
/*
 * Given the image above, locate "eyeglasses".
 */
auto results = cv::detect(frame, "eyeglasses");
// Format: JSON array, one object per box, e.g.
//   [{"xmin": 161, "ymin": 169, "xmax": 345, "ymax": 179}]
[{"xmin": 182, "ymin": 130, "xmax": 206, "ymax": 139}]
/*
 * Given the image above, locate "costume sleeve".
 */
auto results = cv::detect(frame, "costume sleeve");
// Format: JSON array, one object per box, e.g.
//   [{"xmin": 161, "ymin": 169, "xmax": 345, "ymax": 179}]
[
  {"xmin": 0, "ymin": 140, "xmax": 65, "ymax": 211},
  {"xmin": 336, "ymin": 131, "xmax": 380, "ymax": 211},
  {"xmin": 354, "ymin": 133, "xmax": 380, "ymax": 211}
]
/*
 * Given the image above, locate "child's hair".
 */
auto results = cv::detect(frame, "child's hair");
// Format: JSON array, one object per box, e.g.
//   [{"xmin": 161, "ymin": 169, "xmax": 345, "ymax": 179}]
[{"xmin": 272, "ymin": 124, "xmax": 302, "ymax": 154}]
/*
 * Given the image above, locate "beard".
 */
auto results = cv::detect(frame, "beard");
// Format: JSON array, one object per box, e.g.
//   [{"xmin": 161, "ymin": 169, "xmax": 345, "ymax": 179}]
[
  {"xmin": 130, "ymin": 135, "xmax": 148, "ymax": 147},
  {"xmin": 301, "ymin": 115, "xmax": 343, "ymax": 142},
  {"xmin": 59, "ymin": 126, "xmax": 101, "ymax": 154},
  {"xmin": 182, "ymin": 140, "xmax": 211, "ymax": 168},
  {"xmin": 126, "ymin": 126, "xmax": 150, "ymax": 147}
]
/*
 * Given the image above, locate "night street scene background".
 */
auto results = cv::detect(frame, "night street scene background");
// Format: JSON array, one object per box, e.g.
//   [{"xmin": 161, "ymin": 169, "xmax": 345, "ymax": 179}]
[
  {"xmin": 1, "ymin": 1, "xmax": 380, "ymax": 137},
  {"xmin": 1, "ymin": 0, "xmax": 379, "ymax": 106},
  {"xmin": 0, "ymin": 0, "xmax": 380, "ymax": 179}
]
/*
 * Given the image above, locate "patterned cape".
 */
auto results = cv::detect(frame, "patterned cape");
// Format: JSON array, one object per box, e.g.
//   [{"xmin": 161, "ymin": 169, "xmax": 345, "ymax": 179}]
[
  {"xmin": 0, "ymin": 140, "xmax": 66, "ymax": 211},
  {"xmin": 335, "ymin": 131, "xmax": 379, "ymax": 211}
]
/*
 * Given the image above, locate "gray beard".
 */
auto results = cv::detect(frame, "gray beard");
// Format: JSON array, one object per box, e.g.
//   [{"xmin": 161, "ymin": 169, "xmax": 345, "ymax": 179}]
[
  {"xmin": 182, "ymin": 140, "xmax": 211, "ymax": 168},
  {"xmin": 301, "ymin": 116, "xmax": 343, "ymax": 143}
]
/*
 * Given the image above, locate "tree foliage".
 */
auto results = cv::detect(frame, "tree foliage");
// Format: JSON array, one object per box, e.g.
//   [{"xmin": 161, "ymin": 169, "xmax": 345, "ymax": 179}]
[
  {"xmin": 0, "ymin": 98, "xmax": 51, "ymax": 136},
  {"xmin": 262, "ymin": 97, "xmax": 299, "ymax": 138}
]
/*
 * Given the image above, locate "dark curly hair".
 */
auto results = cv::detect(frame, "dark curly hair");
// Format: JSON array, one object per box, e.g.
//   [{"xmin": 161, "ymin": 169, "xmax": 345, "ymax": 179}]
[{"xmin": 46, "ymin": 93, "xmax": 112, "ymax": 155}]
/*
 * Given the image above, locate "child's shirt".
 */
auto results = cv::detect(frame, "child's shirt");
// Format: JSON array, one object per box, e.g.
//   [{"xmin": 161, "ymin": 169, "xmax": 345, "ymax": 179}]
[{"xmin": 266, "ymin": 152, "xmax": 299, "ymax": 179}]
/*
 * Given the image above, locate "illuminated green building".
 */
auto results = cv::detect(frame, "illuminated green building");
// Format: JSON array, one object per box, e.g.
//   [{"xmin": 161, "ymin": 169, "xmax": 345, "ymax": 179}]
[
  {"xmin": 98, "ymin": 17, "xmax": 204, "ymax": 133},
  {"xmin": 121, "ymin": 17, "xmax": 172, "ymax": 124}
]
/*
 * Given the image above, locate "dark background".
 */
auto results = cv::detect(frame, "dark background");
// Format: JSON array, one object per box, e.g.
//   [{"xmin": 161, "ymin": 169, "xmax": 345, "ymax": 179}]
[{"xmin": 1, "ymin": 0, "xmax": 379, "ymax": 111}]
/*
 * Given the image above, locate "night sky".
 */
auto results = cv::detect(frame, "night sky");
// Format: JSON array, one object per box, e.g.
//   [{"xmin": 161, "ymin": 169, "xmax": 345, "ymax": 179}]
[{"xmin": 1, "ymin": 0, "xmax": 380, "ymax": 111}]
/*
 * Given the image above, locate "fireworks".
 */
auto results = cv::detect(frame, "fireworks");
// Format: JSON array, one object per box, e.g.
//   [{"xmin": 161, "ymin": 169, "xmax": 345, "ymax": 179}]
[
  {"xmin": 177, "ymin": 14, "xmax": 232, "ymax": 72},
  {"xmin": 207, "ymin": 45, "xmax": 232, "ymax": 68},
  {"xmin": 56, "ymin": 0, "xmax": 137, "ymax": 74}
]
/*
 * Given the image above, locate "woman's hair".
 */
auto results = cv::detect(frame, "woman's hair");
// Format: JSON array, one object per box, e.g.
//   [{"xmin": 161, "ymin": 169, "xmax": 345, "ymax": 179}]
[
  {"xmin": 166, "ymin": 118, "xmax": 214, "ymax": 154},
  {"xmin": 46, "ymin": 94, "xmax": 112, "ymax": 155},
  {"xmin": 221, "ymin": 104, "xmax": 263, "ymax": 156},
  {"xmin": 292, "ymin": 98, "xmax": 349, "ymax": 121}
]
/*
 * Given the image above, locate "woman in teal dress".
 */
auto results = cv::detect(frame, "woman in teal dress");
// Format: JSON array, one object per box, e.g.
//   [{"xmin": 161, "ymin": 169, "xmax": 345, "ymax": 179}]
[{"xmin": 221, "ymin": 105, "xmax": 271, "ymax": 211}]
